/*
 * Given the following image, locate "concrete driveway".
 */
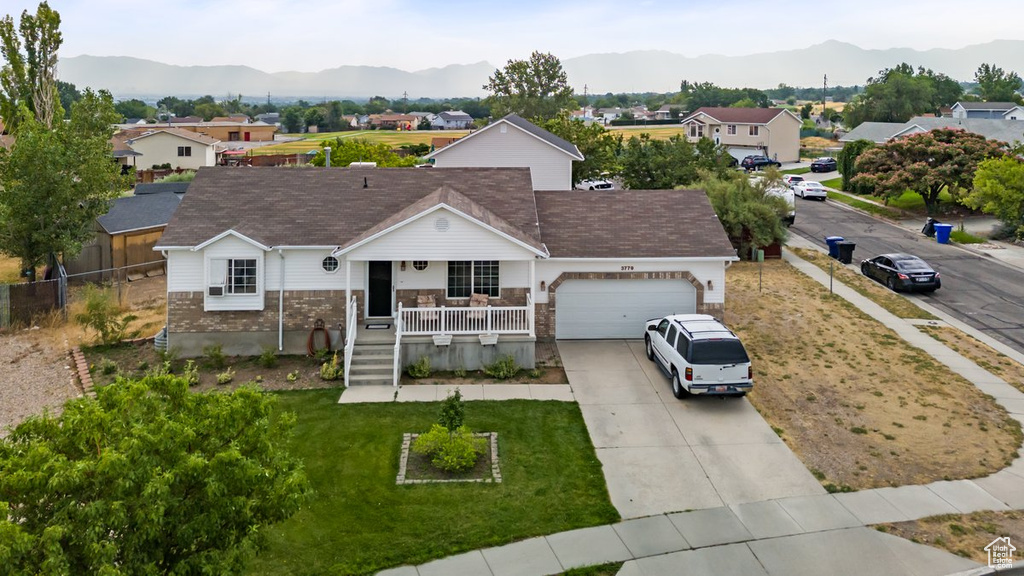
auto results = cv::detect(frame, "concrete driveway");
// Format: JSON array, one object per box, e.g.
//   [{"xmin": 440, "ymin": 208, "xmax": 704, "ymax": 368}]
[{"xmin": 559, "ymin": 340, "xmax": 825, "ymax": 519}]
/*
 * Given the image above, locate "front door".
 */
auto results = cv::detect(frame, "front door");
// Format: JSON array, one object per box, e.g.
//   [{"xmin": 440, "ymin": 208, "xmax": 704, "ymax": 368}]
[{"xmin": 367, "ymin": 261, "xmax": 393, "ymax": 317}]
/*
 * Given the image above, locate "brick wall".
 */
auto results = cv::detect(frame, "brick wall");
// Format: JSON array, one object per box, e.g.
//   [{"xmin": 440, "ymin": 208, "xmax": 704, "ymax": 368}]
[
  {"xmin": 168, "ymin": 290, "xmax": 360, "ymax": 333},
  {"xmin": 395, "ymin": 287, "xmax": 528, "ymax": 310}
]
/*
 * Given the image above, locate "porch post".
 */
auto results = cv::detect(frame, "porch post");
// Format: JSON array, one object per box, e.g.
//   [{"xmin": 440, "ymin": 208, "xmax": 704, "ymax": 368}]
[
  {"xmin": 345, "ymin": 259, "xmax": 351, "ymax": 324},
  {"xmin": 529, "ymin": 259, "xmax": 536, "ymax": 338}
]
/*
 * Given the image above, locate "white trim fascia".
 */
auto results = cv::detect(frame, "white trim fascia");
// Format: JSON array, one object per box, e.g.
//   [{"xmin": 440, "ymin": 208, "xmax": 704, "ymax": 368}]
[
  {"xmin": 891, "ymin": 124, "xmax": 925, "ymax": 138},
  {"xmin": 153, "ymin": 245, "xmax": 193, "ymax": 251},
  {"xmin": 544, "ymin": 256, "xmax": 739, "ymax": 262},
  {"xmin": 271, "ymin": 245, "xmax": 340, "ymax": 250},
  {"xmin": 424, "ymin": 117, "xmax": 584, "ymax": 161},
  {"xmin": 102, "ymin": 224, "xmax": 166, "ymax": 235},
  {"xmin": 127, "ymin": 130, "xmax": 218, "ymax": 148},
  {"xmin": 193, "ymin": 229, "xmax": 271, "ymax": 252},
  {"xmin": 333, "ymin": 203, "xmax": 548, "ymax": 258}
]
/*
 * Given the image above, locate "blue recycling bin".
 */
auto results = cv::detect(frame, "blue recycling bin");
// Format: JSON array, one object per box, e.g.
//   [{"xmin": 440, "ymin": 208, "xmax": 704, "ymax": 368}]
[
  {"xmin": 934, "ymin": 223, "xmax": 954, "ymax": 244},
  {"xmin": 825, "ymin": 236, "xmax": 845, "ymax": 259}
]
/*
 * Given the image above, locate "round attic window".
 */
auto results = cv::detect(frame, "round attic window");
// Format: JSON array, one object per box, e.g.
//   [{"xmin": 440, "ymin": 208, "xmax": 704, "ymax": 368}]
[
  {"xmin": 322, "ymin": 256, "xmax": 339, "ymax": 273},
  {"xmin": 412, "ymin": 261, "xmax": 428, "ymax": 271},
  {"xmin": 434, "ymin": 217, "xmax": 450, "ymax": 232}
]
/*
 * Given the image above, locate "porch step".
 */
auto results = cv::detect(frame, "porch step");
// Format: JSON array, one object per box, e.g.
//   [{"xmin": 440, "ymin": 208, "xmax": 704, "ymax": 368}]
[
  {"xmin": 346, "ymin": 342, "xmax": 396, "ymax": 386},
  {"xmin": 348, "ymin": 373, "xmax": 395, "ymax": 386}
]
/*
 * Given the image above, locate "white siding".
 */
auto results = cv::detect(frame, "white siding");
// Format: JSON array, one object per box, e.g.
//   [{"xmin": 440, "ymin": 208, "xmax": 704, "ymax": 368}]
[
  {"xmin": 128, "ymin": 131, "xmax": 216, "ymax": 170},
  {"xmin": 265, "ymin": 249, "xmax": 349, "ymax": 291},
  {"xmin": 535, "ymin": 259, "xmax": 727, "ymax": 305},
  {"xmin": 395, "ymin": 260, "xmax": 446, "ymax": 290},
  {"xmin": 203, "ymin": 236, "xmax": 266, "ymax": 311},
  {"xmin": 166, "ymin": 250, "xmax": 204, "ymax": 291},
  {"xmin": 345, "ymin": 208, "xmax": 537, "ymax": 261},
  {"xmin": 431, "ymin": 124, "xmax": 573, "ymax": 190}
]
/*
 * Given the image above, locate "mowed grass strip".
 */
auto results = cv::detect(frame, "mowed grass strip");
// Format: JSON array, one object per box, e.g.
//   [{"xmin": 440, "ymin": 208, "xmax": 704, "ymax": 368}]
[
  {"xmin": 248, "ymin": 393, "xmax": 618, "ymax": 576},
  {"xmin": 725, "ymin": 260, "xmax": 1021, "ymax": 491},
  {"xmin": 790, "ymin": 248, "xmax": 938, "ymax": 320},
  {"xmin": 251, "ymin": 130, "xmax": 470, "ymax": 156},
  {"xmin": 826, "ymin": 191, "xmax": 905, "ymax": 220},
  {"xmin": 920, "ymin": 326, "xmax": 1024, "ymax": 393}
]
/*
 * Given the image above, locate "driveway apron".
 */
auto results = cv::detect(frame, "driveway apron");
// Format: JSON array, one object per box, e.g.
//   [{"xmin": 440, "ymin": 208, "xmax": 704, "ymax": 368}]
[{"xmin": 559, "ymin": 340, "xmax": 824, "ymax": 519}]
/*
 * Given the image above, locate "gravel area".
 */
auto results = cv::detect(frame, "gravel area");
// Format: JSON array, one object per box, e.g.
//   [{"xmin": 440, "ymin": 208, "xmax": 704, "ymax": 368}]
[{"xmin": 0, "ymin": 332, "xmax": 81, "ymax": 436}]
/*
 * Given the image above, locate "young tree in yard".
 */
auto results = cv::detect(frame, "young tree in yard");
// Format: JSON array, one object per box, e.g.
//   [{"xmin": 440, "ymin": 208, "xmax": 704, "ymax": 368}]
[
  {"xmin": 619, "ymin": 134, "xmax": 733, "ymax": 190},
  {"xmin": 699, "ymin": 171, "xmax": 790, "ymax": 259},
  {"xmin": 0, "ymin": 2, "xmax": 63, "ymax": 131},
  {"xmin": 0, "ymin": 89, "xmax": 127, "ymax": 282},
  {"xmin": 0, "ymin": 375, "xmax": 310, "ymax": 575},
  {"xmin": 967, "ymin": 157, "xmax": 1024, "ymax": 239},
  {"xmin": 484, "ymin": 51, "xmax": 575, "ymax": 121},
  {"xmin": 975, "ymin": 63, "xmax": 1023, "ymax": 103},
  {"xmin": 542, "ymin": 112, "xmax": 620, "ymax": 185},
  {"xmin": 851, "ymin": 128, "xmax": 1005, "ymax": 214},
  {"xmin": 311, "ymin": 137, "xmax": 417, "ymax": 167}
]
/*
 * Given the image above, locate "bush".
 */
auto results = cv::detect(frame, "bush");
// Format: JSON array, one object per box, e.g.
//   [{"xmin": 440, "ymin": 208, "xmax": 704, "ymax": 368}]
[
  {"xmin": 319, "ymin": 352, "xmax": 343, "ymax": 381},
  {"xmin": 411, "ymin": 424, "xmax": 486, "ymax": 473},
  {"xmin": 438, "ymin": 389, "xmax": 465, "ymax": 430},
  {"xmin": 203, "ymin": 344, "xmax": 226, "ymax": 370},
  {"xmin": 286, "ymin": 370, "xmax": 299, "ymax": 382},
  {"xmin": 258, "ymin": 346, "xmax": 278, "ymax": 369},
  {"xmin": 484, "ymin": 355, "xmax": 520, "ymax": 380},
  {"xmin": 406, "ymin": 356, "xmax": 432, "ymax": 379},
  {"xmin": 216, "ymin": 367, "xmax": 235, "ymax": 385},
  {"xmin": 183, "ymin": 360, "xmax": 200, "ymax": 387},
  {"xmin": 100, "ymin": 358, "xmax": 118, "ymax": 375},
  {"xmin": 74, "ymin": 285, "xmax": 140, "ymax": 346}
]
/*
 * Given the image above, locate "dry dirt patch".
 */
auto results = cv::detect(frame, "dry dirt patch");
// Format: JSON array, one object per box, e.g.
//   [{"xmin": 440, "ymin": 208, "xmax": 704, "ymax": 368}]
[
  {"xmin": 877, "ymin": 510, "xmax": 1024, "ymax": 564},
  {"xmin": 920, "ymin": 326, "xmax": 1024, "ymax": 394},
  {"xmin": 725, "ymin": 260, "xmax": 1021, "ymax": 491}
]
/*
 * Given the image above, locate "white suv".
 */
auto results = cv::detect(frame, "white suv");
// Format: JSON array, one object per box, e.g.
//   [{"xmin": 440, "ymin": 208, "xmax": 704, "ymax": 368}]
[{"xmin": 644, "ymin": 314, "xmax": 753, "ymax": 398}]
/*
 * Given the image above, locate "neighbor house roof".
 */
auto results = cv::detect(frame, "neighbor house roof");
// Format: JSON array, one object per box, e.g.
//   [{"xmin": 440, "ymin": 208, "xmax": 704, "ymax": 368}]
[
  {"xmin": 534, "ymin": 189, "xmax": 736, "ymax": 259},
  {"xmin": 895, "ymin": 117, "xmax": 1024, "ymax": 144},
  {"xmin": 437, "ymin": 111, "xmax": 472, "ymax": 121},
  {"xmin": 681, "ymin": 107, "xmax": 793, "ymax": 125},
  {"xmin": 425, "ymin": 114, "xmax": 583, "ymax": 161},
  {"xmin": 953, "ymin": 101, "xmax": 1018, "ymax": 111},
  {"xmin": 157, "ymin": 167, "xmax": 542, "ymax": 249},
  {"xmin": 127, "ymin": 127, "xmax": 221, "ymax": 147},
  {"xmin": 97, "ymin": 191, "xmax": 183, "ymax": 235},
  {"xmin": 838, "ymin": 121, "xmax": 905, "ymax": 143}
]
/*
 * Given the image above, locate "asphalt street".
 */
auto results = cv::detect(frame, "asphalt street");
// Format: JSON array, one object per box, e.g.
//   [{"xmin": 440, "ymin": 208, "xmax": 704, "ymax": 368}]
[{"xmin": 789, "ymin": 193, "xmax": 1024, "ymax": 356}]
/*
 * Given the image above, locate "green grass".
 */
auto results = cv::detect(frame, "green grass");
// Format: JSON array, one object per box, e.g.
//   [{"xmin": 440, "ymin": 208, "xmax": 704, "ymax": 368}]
[
  {"xmin": 821, "ymin": 177, "xmax": 843, "ymax": 189},
  {"xmin": 827, "ymin": 191, "xmax": 904, "ymax": 220},
  {"xmin": 884, "ymin": 189, "xmax": 955, "ymax": 212},
  {"xmin": 252, "ymin": 130, "xmax": 471, "ymax": 156},
  {"xmin": 782, "ymin": 167, "xmax": 811, "ymax": 175},
  {"xmin": 248, "ymin": 391, "xmax": 618, "ymax": 575},
  {"xmin": 950, "ymin": 229, "xmax": 986, "ymax": 244}
]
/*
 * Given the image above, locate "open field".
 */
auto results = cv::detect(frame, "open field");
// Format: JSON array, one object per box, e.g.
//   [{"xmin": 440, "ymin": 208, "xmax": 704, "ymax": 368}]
[
  {"xmin": 725, "ymin": 260, "xmax": 1021, "ymax": 491},
  {"xmin": 251, "ymin": 130, "xmax": 470, "ymax": 156},
  {"xmin": 605, "ymin": 125, "xmax": 686, "ymax": 140}
]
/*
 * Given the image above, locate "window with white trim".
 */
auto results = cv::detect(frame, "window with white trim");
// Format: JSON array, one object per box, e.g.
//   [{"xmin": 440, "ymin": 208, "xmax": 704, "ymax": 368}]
[
  {"xmin": 322, "ymin": 256, "xmax": 339, "ymax": 273},
  {"xmin": 210, "ymin": 258, "xmax": 257, "ymax": 295},
  {"xmin": 688, "ymin": 123, "xmax": 704, "ymax": 138},
  {"xmin": 748, "ymin": 125, "xmax": 759, "ymax": 136},
  {"xmin": 447, "ymin": 260, "xmax": 499, "ymax": 298},
  {"xmin": 727, "ymin": 124, "xmax": 737, "ymax": 135},
  {"xmin": 177, "ymin": 146, "xmax": 192, "ymax": 157}
]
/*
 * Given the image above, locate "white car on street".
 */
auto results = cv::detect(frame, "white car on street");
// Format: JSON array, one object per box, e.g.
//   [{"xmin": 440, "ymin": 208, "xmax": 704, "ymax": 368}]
[
  {"xmin": 794, "ymin": 180, "xmax": 827, "ymax": 200},
  {"xmin": 782, "ymin": 174, "xmax": 804, "ymax": 189}
]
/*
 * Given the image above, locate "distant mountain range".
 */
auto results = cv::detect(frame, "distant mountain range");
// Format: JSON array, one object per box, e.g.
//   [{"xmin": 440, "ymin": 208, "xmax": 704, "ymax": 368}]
[{"xmin": 56, "ymin": 40, "xmax": 1024, "ymax": 100}]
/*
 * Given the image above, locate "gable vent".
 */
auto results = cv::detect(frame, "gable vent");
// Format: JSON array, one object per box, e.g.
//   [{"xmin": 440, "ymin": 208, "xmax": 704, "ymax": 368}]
[{"xmin": 434, "ymin": 217, "xmax": 450, "ymax": 232}]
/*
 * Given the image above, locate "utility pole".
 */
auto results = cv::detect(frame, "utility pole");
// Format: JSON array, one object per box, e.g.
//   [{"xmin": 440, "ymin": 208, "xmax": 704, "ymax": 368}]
[
  {"xmin": 402, "ymin": 91, "xmax": 408, "ymax": 112},
  {"xmin": 822, "ymin": 74, "xmax": 828, "ymax": 118}
]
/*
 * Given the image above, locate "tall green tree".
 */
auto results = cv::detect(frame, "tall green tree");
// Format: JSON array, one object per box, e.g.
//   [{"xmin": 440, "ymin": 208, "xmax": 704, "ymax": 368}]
[
  {"xmin": 542, "ymin": 112, "xmax": 620, "ymax": 185},
  {"xmin": 0, "ymin": 89, "xmax": 127, "ymax": 282},
  {"xmin": 699, "ymin": 171, "xmax": 790, "ymax": 259},
  {"xmin": 974, "ymin": 63, "xmax": 1023, "ymax": 103},
  {"xmin": 484, "ymin": 51, "xmax": 574, "ymax": 121},
  {"xmin": 852, "ymin": 128, "xmax": 1005, "ymax": 214},
  {"xmin": 113, "ymin": 98, "xmax": 154, "ymax": 120},
  {"xmin": 0, "ymin": 375, "xmax": 310, "ymax": 575},
  {"xmin": 311, "ymin": 137, "xmax": 417, "ymax": 167},
  {"xmin": 843, "ymin": 64, "xmax": 962, "ymax": 128},
  {"xmin": 619, "ymin": 134, "xmax": 732, "ymax": 190},
  {"xmin": 836, "ymin": 139, "xmax": 875, "ymax": 192},
  {"xmin": 0, "ymin": 2, "xmax": 63, "ymax": 130},
  {"xmin": 56, "ymin": 79, "xmax": 80, "ymax": 118},
  {"xmin": 967, "ymin": 157, "xmax": 1024, "ymax": 239}
]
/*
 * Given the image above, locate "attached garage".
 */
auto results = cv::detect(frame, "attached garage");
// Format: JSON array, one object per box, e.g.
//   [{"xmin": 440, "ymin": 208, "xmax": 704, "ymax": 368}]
[
  {"xmin": 555, "ymin": 279, "xmax": 696, "ymax": 339},
  {"xmin": 727, "ymin": 146, "xmax": 761, "ymax": 162}
]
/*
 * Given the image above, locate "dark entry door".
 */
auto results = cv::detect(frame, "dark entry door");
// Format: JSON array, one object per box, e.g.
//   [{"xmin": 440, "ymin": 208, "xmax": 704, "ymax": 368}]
[{"xmin": 367, "ymin": 261, "xmax": 392, "ymax": 317}]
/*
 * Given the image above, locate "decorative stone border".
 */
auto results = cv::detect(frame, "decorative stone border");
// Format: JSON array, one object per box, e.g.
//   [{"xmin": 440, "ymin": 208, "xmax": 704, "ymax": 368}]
[
  {"xmin": 69, "ymin": 346, "xmax": 95, "ymax": 397},
  {"xmin": 396, "ymin": 432, "xmax": 502, "ymax": 485}
]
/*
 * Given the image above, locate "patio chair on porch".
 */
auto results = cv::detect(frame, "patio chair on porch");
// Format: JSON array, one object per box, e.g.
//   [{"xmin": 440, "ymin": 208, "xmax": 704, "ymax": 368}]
[
  {"xmin": 415, "ymin": 294, "xmax": 439, "ymax": 331},
  {"xmin": 468, "ymin": 292, "xmax": 489, "ymax": 321}
]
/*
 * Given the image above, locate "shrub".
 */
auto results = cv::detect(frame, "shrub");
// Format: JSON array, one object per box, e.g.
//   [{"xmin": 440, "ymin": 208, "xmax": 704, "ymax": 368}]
[
  {"xmin": 74, "ymin": 284, "xmax": 140, "ymax": 346},
  {"xmin": 258, "ymin": 346, "xmax": 278, "ymax": 369},
  {"xmin": 313, "ymin": 347, "xmax": 331, "ymax": 363},
  {"xmin": 99, "ymin": 358, "xmax": 118, "ymax": 375},
  {"xmin": 406, "ymin": 356, "xmax": 432, "ymax": 379},
  {"xmin": 438, "ymin": 389, "xmax": 465, "ymax": 430},
  {"xmin": 136, "ymin": 360, "xmax": 149, "ymax": 372},
  {"xmin": 216, "ymin": 367, "xmax": 235, "ymax": 385},
  {"xmin": 411, "ymin": 424, "xmax": 486, "ymax": 473},
  {"xmin": 319, "ymin": 352, "xmax": 343, "ymax": 381},
  {"xmin": 182, "ymin": 360, "xmax": 200, "ymax": 387},
  {"xmin": 286, "ymin": 370, "xmax": 299, "ymax": 382},
  {"xmin": 453, "ymin": 365, "xmax": 467, "ymax": 378},
  {"xmin": 484, "ymin": 354, "xmax": 520, "ymax": 380},
  {"xmin": 203, "ymin": 344, "xmax": 226, "ymax": 370}
]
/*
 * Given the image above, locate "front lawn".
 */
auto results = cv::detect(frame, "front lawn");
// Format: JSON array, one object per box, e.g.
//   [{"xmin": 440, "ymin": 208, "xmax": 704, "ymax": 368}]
[
  {"xmin": 782, "ymin": 167, "xmax": 811, "ymax": 175},
  {"xmin": 247, "ymin": 393, "xmax": 618, "ymax": 575},
  {"xmin": 820, "ymin": 177, "xmax": 843, "ymax": 189}
]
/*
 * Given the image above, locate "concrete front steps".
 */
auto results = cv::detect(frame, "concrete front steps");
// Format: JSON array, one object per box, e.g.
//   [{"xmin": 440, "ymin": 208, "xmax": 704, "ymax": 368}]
[{"xmin": 348, "ymin": 343, "xmax": 395, "ymax": 386}]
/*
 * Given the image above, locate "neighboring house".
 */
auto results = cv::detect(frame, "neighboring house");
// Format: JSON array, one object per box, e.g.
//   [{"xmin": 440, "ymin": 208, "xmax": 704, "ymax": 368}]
[
  {"xmin": 654, "ymin": 104, "xmax": 684, "ymax": 120},
  {"xmin": 126, "ymin": 128, "xmax": 221, "ymax": 170},
  {"xmin": 110, "ymin": 131, "xmax": 143, "ymax": 171},
  {"xmin": 255, "ymin": 112, "xmax": 280, "ymax": 126},
  {"xmin": 169, "ymin": 116, "xmax": 203, "ymax": 124},
  {"xmin": 679, "ymin": 107, "xmax": 802, "ymax": 162},
  {"xmin": 840, "ymin": 117, "xmax": 1024, "ymax": 146},
  {"xmin": 950, "ymin": 101, "xmax": 1024, "ymax": 120},
  {"xmin": 431, "ymin": 111, "xmax": 474, "ymax": 130},
  {"xmin": 65, "ymin": 183, "xmax": 185, "ymax": 282},
  {"xmin": 597, "ymin": 107, "xmax": 624, "ymax": 123},
  {"xmin": 430, "ymin": 136, "xmax": 461, "ymax": 152},
  {"xmin": 154, "ymin": 167, "xmax": 736, "ymax": 381},
  {"xmin": 424, "ymin": 114, "xmax": 583, "ymax": 191},
  {"xmin": 370, "ymin": 114, "xmax": 417, "ymax": 130}
]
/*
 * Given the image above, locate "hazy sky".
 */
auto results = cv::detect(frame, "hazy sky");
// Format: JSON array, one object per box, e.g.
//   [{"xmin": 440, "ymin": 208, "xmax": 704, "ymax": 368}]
[{"xmin": 6, "ymin": 0, "xmax": 1022, "ymax": 72}]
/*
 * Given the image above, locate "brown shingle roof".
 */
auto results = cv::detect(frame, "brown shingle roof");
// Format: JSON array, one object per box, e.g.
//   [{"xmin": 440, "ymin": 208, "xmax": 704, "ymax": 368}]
[
  {"xmin": 682, "ymin": 107, "xmax": 789, "ymax": 125},
  {"xmin": 157, "ymin": 167, "xmax": 541, "ymax": 249},
  {"xmin": 535, "ymin": 189, "xmax": 736, "ymax": 259}
]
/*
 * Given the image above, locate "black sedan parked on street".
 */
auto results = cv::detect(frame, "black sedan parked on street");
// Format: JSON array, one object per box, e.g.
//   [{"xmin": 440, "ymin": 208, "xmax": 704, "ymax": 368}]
[
  {"xmin": 810, "ymin": 157, "xmax": 838, "ymax": 172},
  {"xmin": 861, "ymin": 253, "xmax": 941, "ymax": 292}
]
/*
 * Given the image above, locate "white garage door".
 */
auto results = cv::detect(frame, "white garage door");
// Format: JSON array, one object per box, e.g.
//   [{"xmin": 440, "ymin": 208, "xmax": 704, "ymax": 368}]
[
  {"xmin": 556, "ymin": 279, "xmax": 696, "ymax": 339},
  {"xmin": 727, "ymin": 146, "xmax": 761, "ymax": 161}
]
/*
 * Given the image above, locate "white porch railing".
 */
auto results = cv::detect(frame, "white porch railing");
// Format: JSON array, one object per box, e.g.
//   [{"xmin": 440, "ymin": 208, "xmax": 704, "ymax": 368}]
[
  {"xmin": 343, "ymin": 296, "xmax": 357, "ymax": 388},
  {"xmin": 393, "ymin": 305, "xmax": 404, "ymax": 387},
  {"xmin": 398, "ymin": 297, "xmax": 534, "ymax": 336}
]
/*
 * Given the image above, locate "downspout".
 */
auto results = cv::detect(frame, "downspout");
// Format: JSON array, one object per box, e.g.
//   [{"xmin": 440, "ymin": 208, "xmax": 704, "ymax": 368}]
[{"xmin": 278, "ymin": 249, "xmax": 285, "ymax": 351}]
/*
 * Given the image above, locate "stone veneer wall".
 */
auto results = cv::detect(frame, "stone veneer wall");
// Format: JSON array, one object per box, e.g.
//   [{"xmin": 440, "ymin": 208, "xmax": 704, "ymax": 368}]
[
  {"xmin": 395, "ymin": 288, "xmax": 528, "ymax": 310},
  {"xmin": 534, "ymin": 272, "xmax": 713, "ymax": 339},
  {"xmin": 168, "ymin": 290, "xmax": 361, "ymax": 333}
]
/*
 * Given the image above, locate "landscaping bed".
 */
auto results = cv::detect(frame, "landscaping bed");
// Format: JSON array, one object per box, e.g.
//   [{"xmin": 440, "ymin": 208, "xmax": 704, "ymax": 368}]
[
  {"xmin": 246, "ymin": 394, "xmax": 618, "ymax": 575},
  {"xmin": 876, "ymin": 510, "xmax": 1024, "ymax": 565},
  {"xmin": 725, "ymin": 260, "xmax": 1021, "ymax": 491}
]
